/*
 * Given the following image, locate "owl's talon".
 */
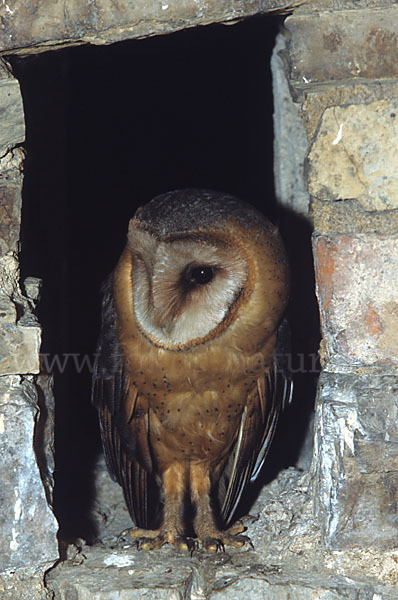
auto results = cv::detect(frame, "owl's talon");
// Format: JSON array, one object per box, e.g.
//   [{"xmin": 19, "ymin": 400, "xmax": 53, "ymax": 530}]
[
  {"xmin": 199, "ymin": 530, "xmax": 252, "ymax": 551},
  {"xmin": 139, "ymin": 535, "xmax": 167, "ymax": 551},
  {"xmin": 117, "ymin": 527, "xmax": 199, "ymax": 552},
  {"xmin": 117, "ymin": 527, "xmax": 166, "ymax": 550},
  {"xmin": 230, "ymin": 534, "xmax": 252, "ymax": 548},
  {"xmin": 116, "ymin": 528, "xmax": 138, "ymax": 545},
  {"xmin": 203, "ymin": 537, "xmax": 225, "ymax": 553},
  {"xmin": 175, "ymin": 536, "xmax": 198, "ymax": 552}
]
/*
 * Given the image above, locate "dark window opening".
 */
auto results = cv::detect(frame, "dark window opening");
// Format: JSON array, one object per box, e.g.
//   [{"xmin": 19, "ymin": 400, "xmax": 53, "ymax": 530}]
[{"xmin": 11, "ymin": 15, "xmax": 319, "ymax": 545}]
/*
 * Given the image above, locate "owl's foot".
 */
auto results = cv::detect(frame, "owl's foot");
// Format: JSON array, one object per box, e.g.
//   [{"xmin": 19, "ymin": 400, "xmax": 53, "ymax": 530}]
[
  {"xmin": 118, "ymin": 527, "xmax": 197, "ymax": 552},
  {"xmin": 198, "ymin": 521, "xmax": 252, "ymax": 552}
]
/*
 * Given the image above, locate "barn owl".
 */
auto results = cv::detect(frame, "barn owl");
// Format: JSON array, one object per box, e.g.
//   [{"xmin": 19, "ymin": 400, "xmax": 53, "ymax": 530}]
[{"xmin": 92, "ymin": 189, "xmax": 290, "ymax": 552}]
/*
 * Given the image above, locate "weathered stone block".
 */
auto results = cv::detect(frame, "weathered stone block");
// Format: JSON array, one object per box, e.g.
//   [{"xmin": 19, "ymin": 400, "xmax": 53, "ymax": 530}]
[
  {"xmin": 313, "ymin": 371, "xmax": 398, "ymax": 550},
  {"xmin": 312, "ymin": 199, "xmax": 398, "ymax": 236},
  {"xmin": 0, "ymin": 183, "xmax": 22, "ymax": 256},
  {"xmin": 299, "ymin": 81, "xmax": 398, "ymax": 143},
  {"xmin": 0, "ymin": 567, "xmax": 53, "ymax": 600},
  {"xmin": 286, "ymin": 9, "xmax": 398, "ymax": 85},
  {"xmin": 0, "ymin": 0, "xmax": 300, "ymax": 55},
  {"xmin": 295, "ymin": 0, "xmax": 398, "ymax": 13},
  {"xmin": 313, "ymin": 232, "xmax": 398, "ymax": 369},
  {"xmin": 0, "ymin": 322, "xmax": 41, "ymax": 375},
  {"xmin": 271, "ymin": 33, "xmax": 309, "ymax": 216},
  {"xmin": 46, "ymin": 463, "xmax": 398, "ymax": 598},
  {"xmin": 46, "ymin": 546, "xmax": 195, "ymax": 599},
  {"xmin": 0, "ymin": 75, "xmax": 25, "ymax": 155},
  {"xmin": 0, "ymin": 257, "xmax": 42, "ymax": 375},
  {"xmin": 210, "ymin": 572, "xmax": 373, "ymax": 599},
  {"xmin": 307, "ymin": 100, "xmax": 398, "ymax": 211},
  {"xmin": 0, "ymin": 375, "xmax": 58, "ymax": 571}
]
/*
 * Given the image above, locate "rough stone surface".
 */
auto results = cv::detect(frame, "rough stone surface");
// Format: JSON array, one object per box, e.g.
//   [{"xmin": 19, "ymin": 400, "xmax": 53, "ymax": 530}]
[
  {"xmin": 0, "ymin": 56, "xmax": 57, "ymax": 600},
  {"xmin": 0, "ymin": 66, "xmax": 25, "ymax": 258},
  {"xmin": 34, "ymin": 373, "xmax": 56, "ymax": 506},
  {"xmin": 0, "ymin": 321, "xmax": 41, "ymax": 374},
  {"xmin": 313, "ymin": 371, "xmax": 398, "ymax": 551},
  {"xmin": 0, "ymin": 181, "xmax": 22, "ymax": 256},
  {"xmin": 0, "ymin": 257, "xmax": 42, "ymax": 375},
  {"xmin": 313, "ymin": 232, "xmax": 398, "ymax": 369},
  {"xmin": 0, "ymin": 375, "xmax": 59, "ymax": 571},
  {"xmin": 0, "ymin": 0, "xmax": 301, "ymax": 56},
  {"xmin": 298, "ymin": 81, "xmax": 398, "ymax": 143},
  {"xmin": 271, "ymin": 32, "xmax": 309, "ymax": 216},
  {"xmin": 91, "ymin": 456, "xmax": 133, "ymax": 545},
  {"xmin": 0, "ymin": 566, "xmax": 53, "ymax": 600},
  {"xmin": 295, "ymin": 1, "xmax": 398, "ymax": 12},
  {"xmin": 286, "ymin": 8, "xmax": 398, "ymax": 84},
  {"xmin": 307, "ymin": 100, "xmax": 398, "ymax": 211},
  {"xmin": 0, "ymin": 74, "xmax": 25, "ymax": 155},
  {"xmin": 312, "ymin": 200, "xmax": 398, "ymax": 236},
  {"xmin": 46, "ymin": 468, "xmax": 398, "ymax": 599}
]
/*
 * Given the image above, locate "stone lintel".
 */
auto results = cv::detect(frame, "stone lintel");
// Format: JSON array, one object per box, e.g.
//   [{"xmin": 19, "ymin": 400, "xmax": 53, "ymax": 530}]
[{"xmin": 0, "ymin": 0, "xmax": 300, "ymax": 57}]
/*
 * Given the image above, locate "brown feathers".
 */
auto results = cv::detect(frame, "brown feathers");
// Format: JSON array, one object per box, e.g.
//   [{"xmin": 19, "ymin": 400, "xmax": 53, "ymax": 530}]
[{"xmin": 92, "ymin": 189, "xmax": 290, "ymax": 551}]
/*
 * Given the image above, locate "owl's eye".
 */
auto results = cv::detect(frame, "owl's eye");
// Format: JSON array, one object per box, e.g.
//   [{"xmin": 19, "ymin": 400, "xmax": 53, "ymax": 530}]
[{"xmin": 188, "ymin": 266, "xmax": 214, "ymax": 285}]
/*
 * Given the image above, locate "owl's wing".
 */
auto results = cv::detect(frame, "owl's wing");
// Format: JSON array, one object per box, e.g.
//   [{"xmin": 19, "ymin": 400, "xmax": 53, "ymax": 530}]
[
  {"xmin": 92, "ymin": 275, "xmax": 159, "ymax": 529},
  {"xmin": 220, "ymin": 318, "xmax": 293, "ymax": 526}
]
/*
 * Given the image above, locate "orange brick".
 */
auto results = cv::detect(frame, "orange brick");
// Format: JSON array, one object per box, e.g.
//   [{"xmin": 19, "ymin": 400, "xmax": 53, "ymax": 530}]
[{"xmin": 313, "ymin": 232, "xmax": 398, "ymax": 368}]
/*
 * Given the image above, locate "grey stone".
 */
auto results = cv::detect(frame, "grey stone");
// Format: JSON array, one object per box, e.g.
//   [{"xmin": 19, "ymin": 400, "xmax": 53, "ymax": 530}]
[
  {"xmin": 24, "ymin": 276, "xmax": 43, "ymax": 303},
  {"xmin": 285, "ymin": 8, "xmax": 398, "ymax": 85},
  {"xmin": 46, "ymin": 545, "xmax": 196, "ymax": 599},
  {"xmin": 0, "ymin": 252, "xmax": 20, "ymax": 298},
  {"xmin": 271, "ymin": 33, "xmax": 309, "ymax": 216},
  {"xmin": 0, "ymin": 294, "xmax": 16, "ymax": 323},
  {"xmin": 91, "ymin": 455, "xmax": 133, "ymax": 545},
  {"xmin": 0, "ymin": 75, "xmax": 25, "ymax": 155},
  {"xmin": 312, "ymin": 200, "xmax": 398, "ymax": 236},
  {"xmin": 0, "ymin": 258, "xmax": 42, "ymax": 376},
  {"xmin": 209, "ymin": 573, "xmax": 376, "ymax": 599},
  {"xmin": 0, "ymin": 182, "xmax": 22, "ymax": 256},
  {"xmin": 0, "ymin": 0, "xmax": 302, "ymax": 56},
  {"xmin": 0, "ymin": 566, "xmax": 53, "ymax": 600},
  {"xmin": 34, "ymin": 373, "xmax": 56, "ymax": 506},
  {"xmin": 313, "ymin": 371, "xmax": 398, "ymax": 551},
  {"xmin": 0, "ymin": 321, "xmax": 41, "ymax": 375},
  {"xmin": 295, "ymin": 1, "xmax": 398, "ymax": 12},
  {"xmin": 46, "ymin": 467, "xmax": 398, "ymax": 598},
  {"xmin": 0, "ymin": 375, "xmax": 59, "ymax": 571}
]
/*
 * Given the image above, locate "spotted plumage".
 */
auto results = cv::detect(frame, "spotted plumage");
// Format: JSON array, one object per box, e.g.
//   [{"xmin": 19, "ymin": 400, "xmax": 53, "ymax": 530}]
[{"xmin": 92, "ymin": 189, "xmax": 290, "ymax": 551}]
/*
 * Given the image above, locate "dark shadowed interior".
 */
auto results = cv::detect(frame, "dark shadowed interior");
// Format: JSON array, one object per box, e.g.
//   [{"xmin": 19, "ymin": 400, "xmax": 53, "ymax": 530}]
[{"xmin": 10, "ymin": 14, "xmax": 319, "ymax": 544}]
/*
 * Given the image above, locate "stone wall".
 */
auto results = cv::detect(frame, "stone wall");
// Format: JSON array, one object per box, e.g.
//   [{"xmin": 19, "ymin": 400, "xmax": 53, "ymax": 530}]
[
  {"xmin": 0, "ymin": 0, "xmax": 299, "ymax": 55},
  {"xmin": 284, "ymin": 1, "xmax": 398, "ymax": 552},
  {"xmin": 0, "ymin": 61, "xmax": 58, "ymax": 599}
]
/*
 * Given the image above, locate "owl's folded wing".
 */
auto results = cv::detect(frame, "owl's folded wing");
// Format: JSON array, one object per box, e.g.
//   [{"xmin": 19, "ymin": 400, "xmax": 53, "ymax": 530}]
[
  {"xmin": 220, "ymin": 318, "xmax": 293, "ymax": 526},
  {"xmin": 92, "ymin": 274, "xmax": 159, "ymax": 529}
]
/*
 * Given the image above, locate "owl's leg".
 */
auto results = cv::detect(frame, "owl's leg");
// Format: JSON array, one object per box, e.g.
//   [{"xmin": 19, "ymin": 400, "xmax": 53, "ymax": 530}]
[
  {"xmin": 190, "ymin": 462, "xmax": 249, "ymax": 552},
  {"xmin": 124, "ymin": 463, "xmax": 195, "ymax": 551}
]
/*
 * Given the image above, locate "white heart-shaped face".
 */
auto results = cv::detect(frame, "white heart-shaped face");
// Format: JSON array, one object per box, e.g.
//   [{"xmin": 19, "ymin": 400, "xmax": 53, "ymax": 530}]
[{"xmin": 129, "ymin": 227, "xmax": 248, "ymax": 347}]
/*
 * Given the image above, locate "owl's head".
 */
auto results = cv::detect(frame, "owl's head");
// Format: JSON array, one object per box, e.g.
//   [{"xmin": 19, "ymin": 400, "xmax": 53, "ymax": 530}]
[{"xmin": 125, "ymin": 189, "xmax": 288, "ymax": 350}]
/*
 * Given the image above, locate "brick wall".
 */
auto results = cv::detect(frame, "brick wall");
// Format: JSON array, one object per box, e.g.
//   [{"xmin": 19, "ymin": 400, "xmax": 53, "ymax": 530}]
[{"xmin": 285, "ymin": 2, "xmax": 398, "ymax": 550}]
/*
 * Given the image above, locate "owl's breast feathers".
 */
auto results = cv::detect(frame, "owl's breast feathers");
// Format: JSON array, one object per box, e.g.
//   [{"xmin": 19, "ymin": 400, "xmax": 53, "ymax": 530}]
[{"xmin": 93, "ymin": 203, "xmax": 290, "ymax": 529}]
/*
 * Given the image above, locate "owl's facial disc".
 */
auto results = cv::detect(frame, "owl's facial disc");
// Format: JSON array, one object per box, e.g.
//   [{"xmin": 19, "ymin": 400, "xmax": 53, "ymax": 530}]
[{"xmin": 129, "ymin": 227, "xmax": 248, "ymax": 348}]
